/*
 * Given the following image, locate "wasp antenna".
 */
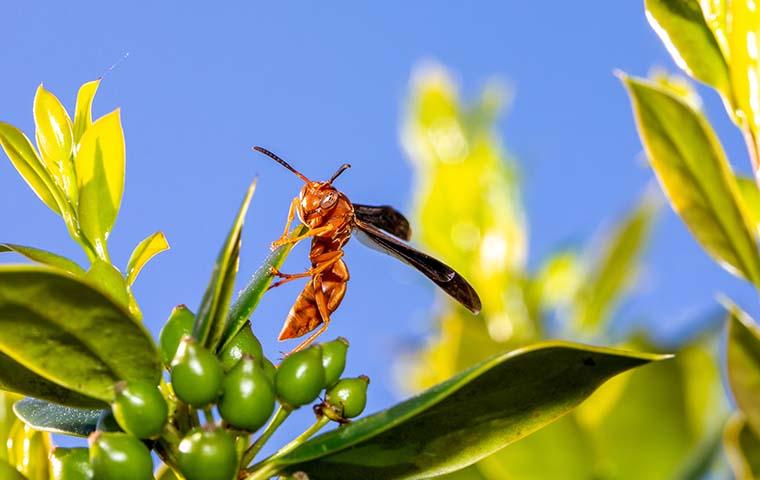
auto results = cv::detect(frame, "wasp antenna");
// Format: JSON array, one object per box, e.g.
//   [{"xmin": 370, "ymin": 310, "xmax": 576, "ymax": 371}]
[
  {"xmin": 253, "ymin": 146, "xmax": 311, "ymax": 183},
  {"xmin": 329, "ymin": 163, "xmax": 351, "ymax": 184}
]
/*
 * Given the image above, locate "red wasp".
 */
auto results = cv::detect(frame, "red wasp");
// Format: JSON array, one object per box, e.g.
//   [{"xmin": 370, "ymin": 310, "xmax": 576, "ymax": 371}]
[{"xmin": 255, "ymin": 147, "xmax": 481, "ymax": 352}]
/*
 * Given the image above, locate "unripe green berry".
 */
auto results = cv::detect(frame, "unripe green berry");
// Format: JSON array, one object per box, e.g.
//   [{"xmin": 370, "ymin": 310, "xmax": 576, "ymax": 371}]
[
  {"xmin": 178, "ymin": 428, "xmax": 237, "ymax": 480},
  {"xmin": 218, "ymin": 356, "xmax": 275, "ymax": 431},
  {"xmin": 89, "ymin": 432, "xmax": 153, "ymax": 480},
  {"xmin": 261, "ymin": 358, "xmax": 276, "ymax": 385},
  {"xmin": 219, "ymin": 324, "xmax": 263, "ymax": 371},
  {"xmin": 112, "ymin": 380, "xmax": 168, "ymax": 439},
  {"xmin": 326, "ymin": 376, "xmax": 370, "ymax": 419},
  {"xmin": 171, "ymin": 336, "xmax": 223, "ymax": 407},
  {"xmin": 275, "ymin": 346, "xmax": 325, "ymax": 407},
  {"xmin": 51, "ymin": 447, "xmax": 92, "ymax": 480},
  {"xmin": 321, "ymin": 337, "xmax": 349, "ymax": 388},
  {"xmin": 159, "ymin": 305, "xmax": 195, "ymax": 366},
  {"xmin": 96, "ymin": 410, "xmax": 122, "ymax": 433}
]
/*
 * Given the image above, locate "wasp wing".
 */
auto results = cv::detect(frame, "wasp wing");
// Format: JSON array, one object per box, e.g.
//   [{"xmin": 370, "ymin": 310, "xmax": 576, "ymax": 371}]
[
  {"xmin": 353, "ymin": 204, "xmax": 412, "ymax": 241},
  {"xmin": 354, "ymin": 219, "xmax": 481, "ymax": 314}
]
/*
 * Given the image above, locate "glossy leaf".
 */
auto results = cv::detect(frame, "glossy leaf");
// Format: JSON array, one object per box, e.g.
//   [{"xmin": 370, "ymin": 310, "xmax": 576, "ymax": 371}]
[
  {"xmin": 7, "ymin": 422, "xmax": 51, "ymax": 480},
  {"xmin": 220, "ymin": 224, "xmax": 307, "ymax": 351},
  {"xmin": 194, "ymin": 180, "xmax": 255, "ymax": 350},
  {"xmin": 0, "ymin": 244, "xmax": 85, "ymax": 276},
  {"xmin": 0, "ymin": 391, "xmax": 21, "ymax": 462},
  {"xmin": 0, "ymin": 459, "xmax": 28, "ymax": 480},
  {"xmin": 0, "ymin": 122, "xmax": 60, "ymax": 214},
  {"xmin": 725, "ymin": 413, "xmax": 760, "ymax": 480},
  {"xmin": 737, "ymin": 176, "xmax": 760, "ymax": 236},
  {"xmin": 573, "ymin": 196, "xmax": 657, "ymax": 331},
  {"xmin": 33, "ymin": 84, "xmax": 76, "ymax": 204},
  {"xmin": 621, "ymin": 76, "xmax": 760, "ymax": 285},
  {"xmin": 75, "ymin": 109, "xmax": 125, "ymax": 257},
  {"xmin": 727, "ymin": 0, "xmax": 760, "ymax": 131},
  {"xmin": 126, "ymin": 231, "xmax": 169, "ymax": 285},
  {"xmin": 13, "ymin": 398, "xmax": 103, "ymax": 437},
  {"xmin": 0, "ymin": 266, "xmax": 160, "ymax": 403},
  {"xmin": 0, "ymin": 352, "xmax": 103, "ymax": 407},
  {"xmin": 726, "ymin": 305, "xmax": 760, "ymax": 434},
  {"xmin": 262, "ymin": 342, "xmax": 667, "ymax": 480},
  {"xmin": 644, "ymin": 0, "xmax": 730, "ymax": 95},
  {"xmin": 72, "ymin": 79, "xmax": 100, "ymax": 143}
]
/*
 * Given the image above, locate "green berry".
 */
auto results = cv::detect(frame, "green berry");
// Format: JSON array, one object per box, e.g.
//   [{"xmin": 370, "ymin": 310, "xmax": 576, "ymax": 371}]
[
  {"xmin": 171, "ymin": 336, "xmax": 223, "ymax": 407},
  {"xmin": 261, "ymin": 358, "xmax": 276, "ymax": 385},
  {"xmin": 89, "ymin": 432, "xmax": 153, "ymax": 480},
  {"xmin": 219, "ymin": 324, "xmax": 263, "ymax": 371},
  {"xmin": 219, "ymin": 356, "xmax": 275, "ymax": 431},
  {"xmin": 159, "ymin": 305, "xmax": 195, "ymax": 365},
  {"xmin": 96, "ymin": 409, "xmax": 122, "ymax": 433},
  {"xmin": 178, "ymin": 428, "xmax": 237, "ymax": 480},
  {"xmin": 275, "ymin": 346, "xmax": 326, "ymax": 407},
  {"xmin": 51, "ymin": 447, "xmax": 92, "ymax": 480},
  {"xmin": 321, "ymin": 337, "xmax": 349, "ymax": 387},
  {"xmin": 326, "ymin": 376, "xmax": 370, "ymax": 419},
  {"xmin": 112, "ymin": 380, "xmax": 168, "ymax": 439}
]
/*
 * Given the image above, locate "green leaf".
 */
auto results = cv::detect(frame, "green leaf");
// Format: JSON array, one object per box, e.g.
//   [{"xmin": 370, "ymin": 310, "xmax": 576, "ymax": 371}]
[
  {"xmin": 737, "ymin": 176, "xmax": 760, "ymax": 237},
  {"xmin": 126, "ymin": 231, "xmax": 169, "ymax": 285},
  {"xmin": 74, "ymin": 109, "xmax": 125, "ymax": 258},
  {"xmin": 644, "ymin": 0, "xmax": 730, "ymax": 96},
  {"xmin": 262, "ymin": 342, "xmax": 667, "ymax": 480},
  {"xmin": 7, "ymin": 422, "xmax": 50, "ymax": 480},
  {"xmin": 0, "ymin": 391, "xmax": 21, "ymax": 462},
  {"xmin": 725, "ymin": 413, "xmax": 760, "ymax": 480},
  {"xmin": 0, "ymin": 459, "xmax": 28, "ymax": 480},
  {"xmin": 573, "ymin": 196, "xmax": 657, "ymax": 331},
  {"xmin": 72, "ymin": 79, "xmax": 100, "ymax": 143},
  {"xmin": 621, "ymin": 76, "xmax": 760, "ymax": 285},
  {"xmin": 727, "ymin": 305, "xmax": 760, "ymax": 434},
  {"xmin": 194, "ymin": 180, "xmax": 256, "ymax": 350},
  {"xmin": 33, "ymin": 84, "xmax": 76, "ymax": 205},
  {"xmin": 0, "ymin": 266, "xmax": 161, "ymax": 403},
  {"xmin": 12, "ymin": 398, "xmax": 103, "ymax": 437},
  {"xmin": 0, "ymin": 244, "xmax": 85, "ymax": 276},
  {"xmin": 0, "ymin": 352, "xmax": 102, "ymax": 407},
  {"xmin": 0, "ymin": 122, "xmax": 61, "ymax": 214},
  {"xmin": 84, "ymin": 260, "xmax": 131, "ymax": 314},
  {"xmin": 220, "ymin": 224, "xmax": 307, "ymax": 352},
  {"xmin": 727, "ymin": 0, "xmax": 760, "ymax": 131}
]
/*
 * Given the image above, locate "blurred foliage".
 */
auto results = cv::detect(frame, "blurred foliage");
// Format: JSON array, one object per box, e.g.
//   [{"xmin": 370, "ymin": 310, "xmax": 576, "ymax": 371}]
[{"xmin": 400, "ymin": 64, "xmax": 727, "ymax": 479}]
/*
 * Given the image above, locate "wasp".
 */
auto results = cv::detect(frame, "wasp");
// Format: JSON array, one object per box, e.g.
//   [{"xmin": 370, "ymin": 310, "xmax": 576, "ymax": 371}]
[{"xmin": 255, "ymin": 146, "xmax": 481, "ymax": 352}]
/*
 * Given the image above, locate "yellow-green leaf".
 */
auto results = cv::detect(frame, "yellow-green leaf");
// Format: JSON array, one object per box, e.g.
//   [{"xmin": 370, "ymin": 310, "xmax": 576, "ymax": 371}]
[
  {"xmin": 645, "ymin": 0, "xmax": 730, "ymax": 97},
  {"xmin": 126, "ymin": 231, "xmax": 169, "ymax": 285},
  {"xmin": 727, "ymin": 0, "xmax": 760, "ymax": 131},
  {"xmin": 737, "ymin": 176, "xmax": 760, "ymax": 236},
  {"xmin": 725, "ymin": 413, "xmax": 760, "ymax": 480},
  {"xmin": 0, "ymin": 244, "xmax": 85, "ymax": 276},
  {"xmin": 621, "ymin": 75, "xmax": 760, "ymax": 285},
  {"xmin": 75, "ymin": 109, "xmax": 125, "ymax": 257},
  {"xmin": 33, "ymin": 84, "xmax": 76, "ymax": 205},
  {"xmin": 726, "ymin": 305, "xmax": 760, "ymax": 434},
  {"xmin": 7, "ymin": 423, "xmax": 50, "ymax": 480},
  {"xmin": 73, "ymin": 79, "xmax": 100, "ymax": 143},
  {"xmin": 0, "ymin": 122, "xmax": 61, "ymax": 214},
  {"xmin": 699, "ymin": 0, "xmax": 729, "ymax": 57}
]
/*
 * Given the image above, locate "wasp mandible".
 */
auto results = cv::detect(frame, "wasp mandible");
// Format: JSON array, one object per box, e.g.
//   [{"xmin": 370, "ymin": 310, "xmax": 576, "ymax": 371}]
[{"xmin": 255, "ymin": 147, "xmax": 481, "ymax": 353}]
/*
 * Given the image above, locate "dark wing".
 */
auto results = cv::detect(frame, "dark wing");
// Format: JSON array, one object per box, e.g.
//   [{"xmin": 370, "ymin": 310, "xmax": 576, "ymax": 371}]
[
  {"xmin": 353, "ymin": 204, "xmax": 412, "ymax": 241},
  {"xmin": 354, "ymin": 219, "xmax": 481, "ymax": 314}
]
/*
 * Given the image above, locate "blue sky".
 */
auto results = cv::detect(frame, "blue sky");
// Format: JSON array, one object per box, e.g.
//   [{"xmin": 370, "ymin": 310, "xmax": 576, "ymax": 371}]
[{"xmin": 1, "ymin": 2, "xmax": 755, "ymax": 450}]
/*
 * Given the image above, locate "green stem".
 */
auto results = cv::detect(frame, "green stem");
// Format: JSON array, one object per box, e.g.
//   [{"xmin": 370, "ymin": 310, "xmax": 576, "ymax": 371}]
[
  {"xmin": 203, "ymin": 406, "xmax": 216, "ymax": 426},
  {"xmin": 245, "ymin": 415, "xmax": 330, "ymax": 480},
  {"xmin": 242, "ymin": 405, "xmax": 292, "ymax": 467}
]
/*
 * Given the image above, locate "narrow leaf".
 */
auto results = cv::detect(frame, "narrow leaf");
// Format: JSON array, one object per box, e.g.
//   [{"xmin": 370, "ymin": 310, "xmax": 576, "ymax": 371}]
[
  {"xmin": 726, "ymin": 305, "xmax": 760, "ymax": 434},
  {"xmin": 73, "ymin": 79, "xmax": 100, "ymax": 143},
  {"xmin": 126, "ymin": 231, "xmax": 169, "ymax": 285},
  {"xmin": 33, "ymin": 84, "xmax": 77, "ymax": 204},
  {"xmin": 0, "ymin": 391, "xmax": 21, "ymax": 462},
  {"xmin": 645, "ymin": 0, "xmax": 730, "ymax": 95},
  {"xmin": 737, "ymin": 177, "xmax": 760, "ymax": 237},
  {"xmin": 0, "ymin": 459, "xmax": 28, "ymax": 480},
  {"xmin": 194, "ymin": 180, "xmax": 256, "ymax": 350},
  {"xmin": 13, "ymin": 398, "xmax": 103, "ymax": 437},
  {"xmin": 725, "ymin": 413, "xmax": 760, "ymax": 480},
  {"xmin": 0, "ymin": 122, "xmax": 61, "ymax": 214},
  {"xmin": 727, "ymin": 0, "xmax": 760, "ymax": 131},
  {"xmin": 75, "ymin": 109, "xmax": 125, "ymax": 256},
  {"xmin": 0, "ymin": 266, "xmax": 161, "ymax": 403},
  {"xmin": 220, "ymin": 224, "xmax": 308, "ymax": 352},
  {"xmin": 267, "ymin": 342, "xmax": 668, "ymax": 480},
  {"xmin": 0, "ymin": 244, "xmax": 85, "ymax": 276},
  {"xmin": 7, "ymin": 422, "xmax": 51, "ymax": 480},
  {"xmin": 621, "ymin": 76, "xmax": 760, "ymax": 285}
]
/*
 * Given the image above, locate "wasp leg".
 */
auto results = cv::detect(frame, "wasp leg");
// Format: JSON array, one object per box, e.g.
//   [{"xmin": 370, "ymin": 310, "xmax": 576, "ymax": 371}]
[
  {"xmin": 271, "ymin": 224, "xmax": 335, "ymax": 250},
  {"xmin": 270, "ymin": 198, "xmax": 299, "ymax": 250},
  {"xmin": 268, "ymin": 252, "xmax": 344, "ymax": 291},
  {"xmin": 290, "ymin": 275, "xmax": 332, "ymax": 353}
]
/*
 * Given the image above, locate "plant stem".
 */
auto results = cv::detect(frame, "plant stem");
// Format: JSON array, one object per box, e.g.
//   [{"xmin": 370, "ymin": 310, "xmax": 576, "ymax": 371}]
[
  {"xmin": 245, "ymin": 415, "xmax": 331, "ymax": 480},
  {"xmin": 203, "ymin": 405, "xmax": 216, "ymax": 426},
  {"xmin": 241, "ymin": 405, "xmax": 292, "ymax": 466}
]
